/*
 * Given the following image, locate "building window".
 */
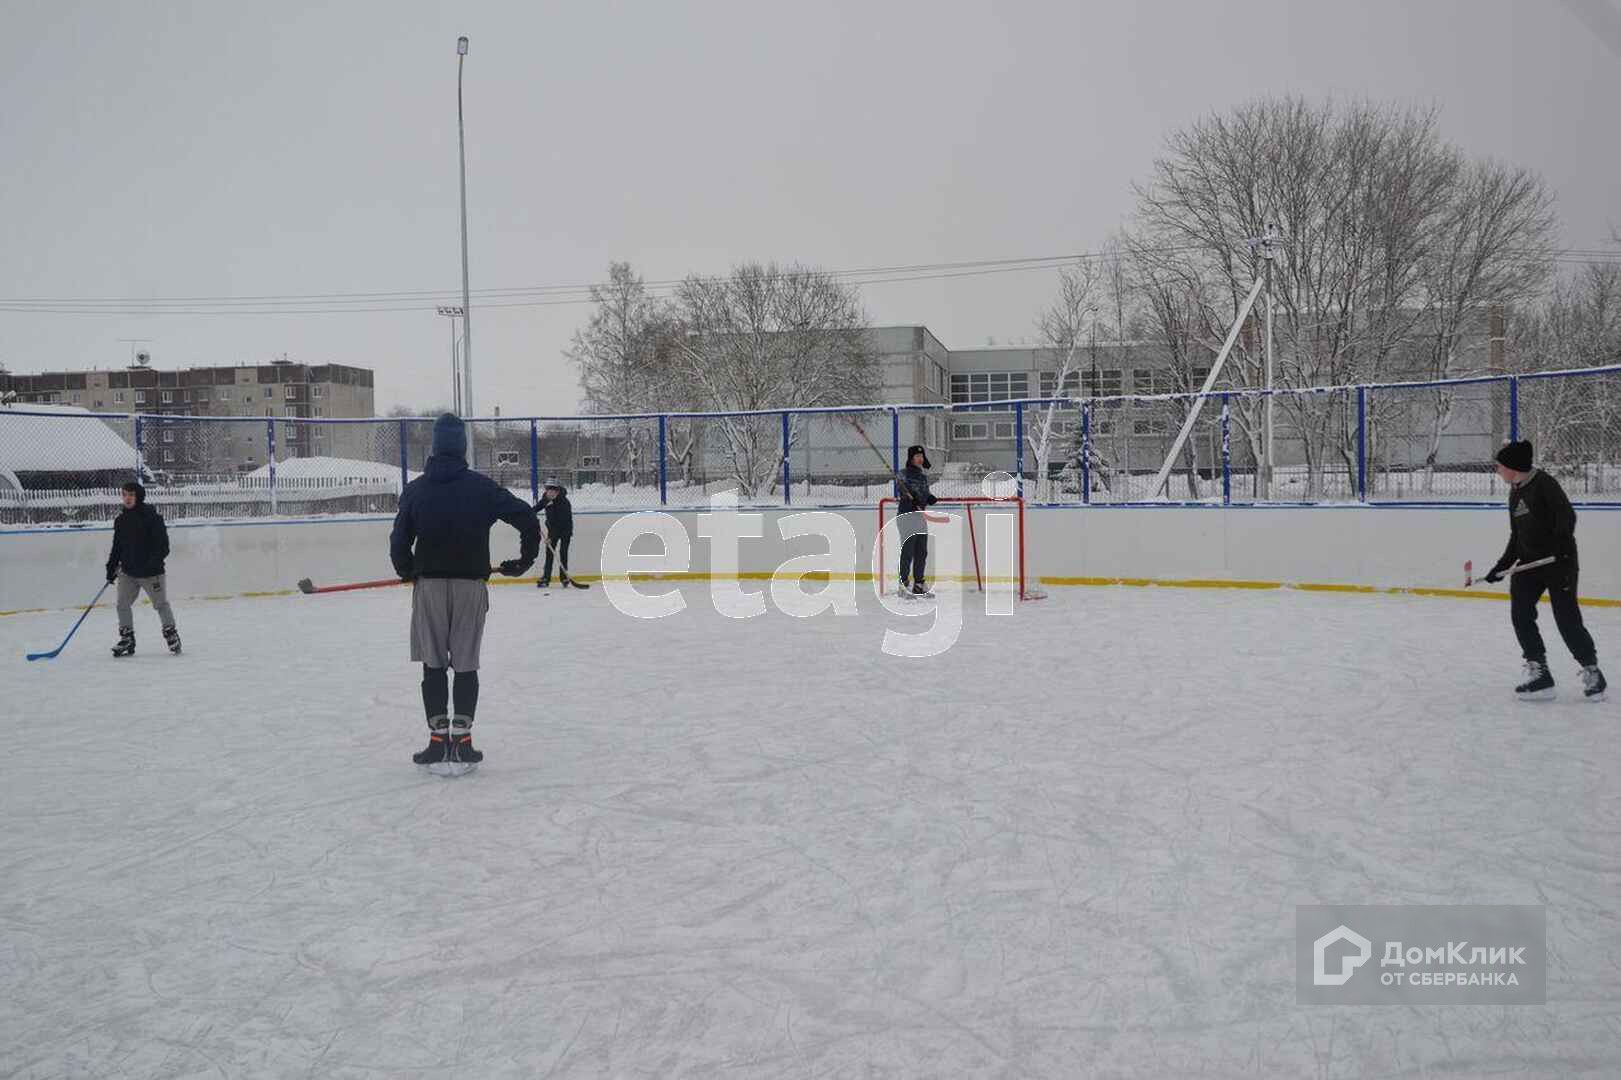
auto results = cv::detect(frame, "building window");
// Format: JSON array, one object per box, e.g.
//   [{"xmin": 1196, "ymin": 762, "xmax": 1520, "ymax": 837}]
[
  {"xmin": 162, "ymin": 450, "xmax": 174, "ymax": 463},
  {"xmin": 70, "ymin": 392, "xmax": 82, "ymax": 403},
  {"xmin": 160, "ymin": 390, "xmax": 173, "ymax": 404},
  {"xmin": 284, "ymin": 386, "xmax": 297, "ymax": 400},
  {"xmin": 580, "ymin": 455, "xmax": 601, "ymax": 468},
  {"xmin": 217, "ymin": 389, "xmax": 228, "ymax": 402},
  {"xmin": 1040, "ymin": 371, "xmax": 1082, "ymax": 397},
  {"xmin": 313, "ymin": 407, "xmax": 324, "ymax": 417},
  {"xmin": 312, "ymin": 386, "xmax": 324, "ymax": 399},
  {"xmin": 1133, "ymin": 416, "xmax": 1169, "ymax": 435},
  {"xmin": 264, "ymin": 387, "xmax": 273, "ymax": 399},
  {"xmin": 993, "ymin": 420, "xmax": 1016, "ymax": 440},
  {"xmin": 265, "ymin": 407, "xmax": 273, "ymax": 416},
  {"xmin": 952, "ymin": 421, "xmax": 990, "ymax": 441},
  {"xmin": 496, "ymin": 450, "xmax": 519, "ymax": 466},
  {"xmin": 135, "ymin": 390, "xmax": 146, "ymax": 404},
  {"xmin": 114, "ymin": 391, "xmax": 126, "ymax": 404},
  {"xmin": 950, "ymin": 371, "xmax": 1029, "ymax": 404},
  {"xmin": 1084, "ymin": 369, "xmax": 1122, "ymax": 396},
  {"xmin": 162, "ymin": 430, "xmax": 174, "ymax": 443}
]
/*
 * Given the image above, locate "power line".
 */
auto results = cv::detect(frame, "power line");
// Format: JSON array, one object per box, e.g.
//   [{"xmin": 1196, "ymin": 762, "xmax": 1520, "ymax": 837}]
[{"xmin": 0, "ymin": 244, "xmax": 1615, "ymax": 317}]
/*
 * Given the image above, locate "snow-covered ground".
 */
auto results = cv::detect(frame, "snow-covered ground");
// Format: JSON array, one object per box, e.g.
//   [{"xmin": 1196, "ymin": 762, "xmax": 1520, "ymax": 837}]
[{"xmin": 2, "ymin": 584, "xmax": 1617, "ymax": 1078}]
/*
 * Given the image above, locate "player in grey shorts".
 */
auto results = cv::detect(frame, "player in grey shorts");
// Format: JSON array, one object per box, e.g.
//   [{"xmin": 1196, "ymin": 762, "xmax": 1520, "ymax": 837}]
[{"xmin": 389, "ymin": 413, "xmax": 541, "ymax": 766}]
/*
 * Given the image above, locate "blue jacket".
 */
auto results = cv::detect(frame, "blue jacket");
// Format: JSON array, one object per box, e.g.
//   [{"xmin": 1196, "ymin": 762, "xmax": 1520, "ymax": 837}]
[{"xmin": 390, "ymin": 454, "xmax": 541, "ymax": 580}]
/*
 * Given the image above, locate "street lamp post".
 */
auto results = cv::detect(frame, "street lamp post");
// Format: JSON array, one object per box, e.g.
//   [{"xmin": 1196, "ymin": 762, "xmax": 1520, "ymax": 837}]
[
  {"xmin": 456, "ymin": 36, "xmax": 473, "ymax": 421},
  {"xmin": 437, "ymin": 306, "xmax": 464, "ymax": 414}
]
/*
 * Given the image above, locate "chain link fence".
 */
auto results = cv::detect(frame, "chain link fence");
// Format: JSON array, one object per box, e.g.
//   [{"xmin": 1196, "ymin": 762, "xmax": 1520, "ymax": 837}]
[{"xmin": 3, "ymin": 365, "xmax": 1618, "ymax": 526}]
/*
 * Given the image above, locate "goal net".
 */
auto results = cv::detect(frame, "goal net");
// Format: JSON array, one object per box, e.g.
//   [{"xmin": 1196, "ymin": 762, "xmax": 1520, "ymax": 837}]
[{"xmin": 876, "ymin": 495, "xmax": 1046, "ymax": 600}]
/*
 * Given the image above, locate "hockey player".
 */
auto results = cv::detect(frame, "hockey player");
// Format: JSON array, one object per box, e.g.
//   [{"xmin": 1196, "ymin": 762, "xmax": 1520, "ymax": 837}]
[
  {"xmin": 106, "ymin": 481, "xmax": 180, "ymax": 656},
  {"xmin": 390, "ymin": 414, "xmax": 542, "ymax": 765},
  {"xmin": 896, "ymin": 444, "xmax": 938, "ymax": 597},
  {"xmin": 1483, "ymin": 440, "xmax": 1606, "ymax": 701},
  {"xmin": 533, "ymin": 479, "xmax": 576, "ymax": 588}
]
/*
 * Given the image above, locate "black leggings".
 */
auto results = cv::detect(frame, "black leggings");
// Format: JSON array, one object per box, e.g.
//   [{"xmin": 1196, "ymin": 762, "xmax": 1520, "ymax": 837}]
[
  {"xmin": 543, "ymin": 535, "xmax": 571, "ymax": 580},
  {"xmin": 422, "ymin": 665, "xmax": 480, "ymax": 724},
  {"xmin": 1510, "ymin": 565, "xmax": 1597, "ymax": 668},
  {"xmin": 900, "ymin": 534, "xmax": 928, "ymax": 587}
]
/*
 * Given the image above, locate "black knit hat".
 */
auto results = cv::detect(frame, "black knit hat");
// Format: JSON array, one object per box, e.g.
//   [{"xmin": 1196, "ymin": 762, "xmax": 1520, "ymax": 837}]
[
  {"xmin": 1495, "ymin": 440, "xmax": 1533, "ymax": 472},
  {"xmin": 121, "ymin": 480, "xmax": 146, "ymax": 504},
  {"xmin": 906, "ymin": 444, "xmax": 932, "ymax": 469}
]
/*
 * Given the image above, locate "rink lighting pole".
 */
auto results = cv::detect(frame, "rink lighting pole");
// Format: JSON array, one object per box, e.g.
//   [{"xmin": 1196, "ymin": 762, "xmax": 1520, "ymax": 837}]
[
  {"xmin": 455, "ymin": 35, "xmax": 474, "ymax": 421},
  {"xmin": 437, "ymin": 306, "xmax": 464, "ymax": 414}
]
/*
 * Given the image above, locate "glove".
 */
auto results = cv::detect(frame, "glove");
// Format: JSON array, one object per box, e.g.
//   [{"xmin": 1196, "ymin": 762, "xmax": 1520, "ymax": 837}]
[
  {"xmin": 1483, "ymin": 568, "xmax": 1504, "ymax": 584},
  {"xmin": 499, "ymin": 559, "xmax": 532, "ymax": 577},
  {"xmin": 106, "ymin": 569, "xmax": 118, "ymax": 585}
]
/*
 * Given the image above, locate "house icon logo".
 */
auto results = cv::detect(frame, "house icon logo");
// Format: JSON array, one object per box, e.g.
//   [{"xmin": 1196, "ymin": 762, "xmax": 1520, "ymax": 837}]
[{"xmin": 1313, "ymin": 925, "xmax": 1372, "ymax": 986}]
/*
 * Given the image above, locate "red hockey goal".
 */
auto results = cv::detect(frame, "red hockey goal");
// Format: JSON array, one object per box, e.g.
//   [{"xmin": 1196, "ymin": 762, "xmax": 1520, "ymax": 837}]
[{"xmin": 876, "ymin": 495, "xmax": 1043, "ymax": 600}]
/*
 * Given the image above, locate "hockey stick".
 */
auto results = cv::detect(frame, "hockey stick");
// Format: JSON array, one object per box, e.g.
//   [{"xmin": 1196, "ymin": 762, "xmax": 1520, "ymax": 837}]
[
  {"xmin": 26, "ymin": 581, "xmax": 111, "ymax": 661},
  {"xmin": 1463, "ymin": 555, "xmax": 1556, "ymax": 588},
  {"xmin": 546, "ymin": 536, "xmax": 589, "ymax": 589},
  {"xmin": 297, "ymin": 577, "xmax": 407, "ymax": 595},
  {"xmin": 298, "ymin": 566, "xmax": 517, "ymax": 595}
]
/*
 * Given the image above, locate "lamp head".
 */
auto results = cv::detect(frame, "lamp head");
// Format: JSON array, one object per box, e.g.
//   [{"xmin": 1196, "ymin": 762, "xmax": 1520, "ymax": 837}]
[{"xmin": 457, "ymin": 36, "xmax": 468, "ymax": 56}]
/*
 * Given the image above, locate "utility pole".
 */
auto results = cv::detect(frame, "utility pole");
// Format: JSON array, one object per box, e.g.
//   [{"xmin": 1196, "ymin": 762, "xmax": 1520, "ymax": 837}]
[
  {"xmin": 455, "ymin": 36, "xmax": 473, "ymax": 420},
  {"xmin": 1253, "ymin": 221, "xmax": 1282, "ymax": 499}
]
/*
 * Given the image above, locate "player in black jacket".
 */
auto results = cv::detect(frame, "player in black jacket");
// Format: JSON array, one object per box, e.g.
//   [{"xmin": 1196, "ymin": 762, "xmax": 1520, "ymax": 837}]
[
  {"xmin": 533, "ymin": 480, "xmax": 576, "ymax": 588},
  {"xmin": 106, "ymin": 481, "xmax": 180, "ymax": 656},
  {"xmin": 1484, "ymin": 441, "xmax": 1606, "ymax": 701},
  {"xmin": 896, "ymin": 445, "xmax": 938, "ymax": 597}
]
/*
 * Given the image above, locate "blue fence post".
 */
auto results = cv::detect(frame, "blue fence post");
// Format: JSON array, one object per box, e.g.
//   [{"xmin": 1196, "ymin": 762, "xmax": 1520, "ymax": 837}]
[
  {"xmin": 133, "ymin": 415, "xmax": 145, "ymax": 480},
  {"xmin": 1356, "ymin": 387, "xmax": 1367, "ymax": 502},
  {"xmin": 1080, "ymin": 402, "xmax": 1092, "ymax": 505},
  {"xmin": 890, "ymin": 409, "xmax": 901, "ymax": 498},
  {"xmin": 529, "ymin": 419, "xmax": 540, "ymax": 504},
  {"xmin": 1220, "ymin": 394, "xmax": 1231, "ymax": 506},
  {"xmin": 1509, "ymin": 376, "xmax": 1519, "ymax": 442},
  {"xmin": 781, "ymin": 411, "xmax": 791, "ymax": 505},
  {"xmin": 1014, "ymin": 403, "xmax": 1025, "ymax": 500},
  {"xmin": 657, "ymin": 415, "xmax": 669, "ymax": 506},
  {"xmin": 266, "ymin": 419, "xmax": 277, "ymax": 517},
  {"xmin": 398, "ymin": 419, "xmax": 409, "ymax": 493}
]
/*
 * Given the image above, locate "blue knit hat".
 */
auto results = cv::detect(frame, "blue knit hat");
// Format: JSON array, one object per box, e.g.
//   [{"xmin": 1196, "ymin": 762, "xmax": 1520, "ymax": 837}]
[{"xmin": 431, "ymin": 413, "xmax": 467, "ymax": 458}]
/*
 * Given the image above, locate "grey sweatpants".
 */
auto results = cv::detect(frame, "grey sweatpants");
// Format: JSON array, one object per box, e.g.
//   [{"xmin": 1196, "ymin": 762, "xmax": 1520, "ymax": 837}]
[
  {"xmin": 116, "ymin": 573, "xmax": 176, "ymax": 631},
  {"xmin": 409, "ymin": 577, "xmax": 490, "ymax": 671}
]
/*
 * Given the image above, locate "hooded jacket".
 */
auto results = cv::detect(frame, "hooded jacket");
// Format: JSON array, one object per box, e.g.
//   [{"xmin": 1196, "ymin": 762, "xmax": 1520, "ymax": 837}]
[
  {"xmin": 534, "ymin": 485, "xmax": 574, "ymax": 538},
  {"xmin": 106, "ymin": 490, "xmax": 170, "ymax": 579},
  {"xmin": 390, "ymin": 446, "xmax": 541, "ymax": 581}
]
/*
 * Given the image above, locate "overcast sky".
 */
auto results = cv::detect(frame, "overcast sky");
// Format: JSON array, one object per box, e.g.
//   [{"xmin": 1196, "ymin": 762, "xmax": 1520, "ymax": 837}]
[{"xmin": 2, "ymin": 0, "xmax": 1617, "ymax": 415}]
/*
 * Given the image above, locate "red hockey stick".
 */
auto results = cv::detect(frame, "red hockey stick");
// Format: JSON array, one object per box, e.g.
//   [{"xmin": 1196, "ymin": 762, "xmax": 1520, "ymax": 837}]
[{"xmin": 297, "ymin": 576, "xmax": 407, "ymax": 595}]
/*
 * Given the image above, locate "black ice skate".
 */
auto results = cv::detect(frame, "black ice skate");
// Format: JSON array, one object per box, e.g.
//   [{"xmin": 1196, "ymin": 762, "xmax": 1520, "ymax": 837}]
[
  {"xmin": 413, "ymin": 716, "xmax": 450, "ymax": 765},
  {"xmin": 1514, "ymin": 659, "xmax": 1555, "ymax": 701},
  {"xmin": 162, "ymin": 624, "xmax": 182, "ymax": 655},
  {"xmin": 1581, "ymin": 666, "xmax": 1608, "ymax": 702},
  {"xmin": 536, "ymin": 576, "xmax": 550, "ymax": 589},
  {"xmin": 911, "ymin": 583, "xmax": 935, "ymax": 599},
  {"xmin": 449, "ymin": 715, "xmax": 482, "ymax": 765},
  {"xmin": 111, "ymin": 629, "xmax": 135, "ymax": 658}
]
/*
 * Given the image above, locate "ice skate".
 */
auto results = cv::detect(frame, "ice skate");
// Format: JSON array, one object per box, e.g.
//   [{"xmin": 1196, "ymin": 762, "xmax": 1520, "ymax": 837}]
[
  {"xmin": 1514, "ymin": 659, "xmax": 1555, "ymax": 702},
  {"xmin": 1580, "ymin": 666, "xmax": 1607, "ymax": 703},
  {"xmin": 111, "ymin": 628, "xmax": 135, "ymax": 658},
  {"xmin": 413, "ymin": 717, "xmax": 450, "ymax": 766},
  {"xmin": 162, "ymin": 624, "xmax": 181, "ymax": 655}
]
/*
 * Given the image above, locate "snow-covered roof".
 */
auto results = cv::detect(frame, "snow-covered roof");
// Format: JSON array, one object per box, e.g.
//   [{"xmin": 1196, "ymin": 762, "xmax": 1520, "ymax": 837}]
[
  {"xmin": 244, "ymin": 455, "xmax": 415, "ymax": 482},
  {"xmin": 0, "ymin": 405, "xmax": 140, "ymax": 487}
]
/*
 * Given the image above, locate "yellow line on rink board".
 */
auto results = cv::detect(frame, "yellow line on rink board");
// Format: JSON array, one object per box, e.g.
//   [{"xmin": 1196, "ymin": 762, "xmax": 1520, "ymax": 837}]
[{"xmin": 5, "ymin": 574, "xmax": 1618, "ymax": 616}]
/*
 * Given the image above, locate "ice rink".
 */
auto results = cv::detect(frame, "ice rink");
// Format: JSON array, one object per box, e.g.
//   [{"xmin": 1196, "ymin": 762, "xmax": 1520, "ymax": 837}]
[{"xmin": 2, "ymin": 581, "xmax": 1617, "ymax": 1078}]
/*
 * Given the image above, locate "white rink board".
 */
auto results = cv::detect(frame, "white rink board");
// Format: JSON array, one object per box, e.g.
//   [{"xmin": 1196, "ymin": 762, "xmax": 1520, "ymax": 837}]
[{"xmin": 4, "ymin": 504, "xmax": 1620, "ymax": 613}]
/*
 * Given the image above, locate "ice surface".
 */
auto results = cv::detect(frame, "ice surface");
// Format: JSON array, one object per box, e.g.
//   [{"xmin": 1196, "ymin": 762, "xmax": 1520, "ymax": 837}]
[{"xmin": 2, "ymin": 583, "xmax": 1617, "ymax": 1077}]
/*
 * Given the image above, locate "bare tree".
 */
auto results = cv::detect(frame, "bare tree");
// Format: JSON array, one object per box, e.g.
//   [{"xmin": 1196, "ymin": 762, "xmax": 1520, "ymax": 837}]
[
  {"xmin": 1029, "ymin": 260, "xmax": 1100, "ymax": 500},
  {"xmin": 567, "ymin": 262, "xmax": 687, "ymax": 487},
  {"xmin": 672, "ymin": 263, "xmax": 875, "ymax": 497},
  {"xmin": 1128, "ymin": 97, "xmax": 1550, "ymax": 498}
]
